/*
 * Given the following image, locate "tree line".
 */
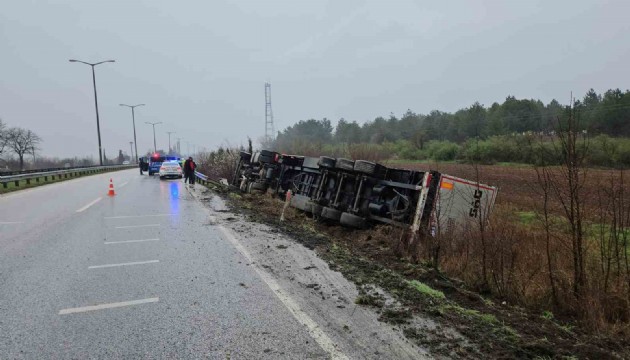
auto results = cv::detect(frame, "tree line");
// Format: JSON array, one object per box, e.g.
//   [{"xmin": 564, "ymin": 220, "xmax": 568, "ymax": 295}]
[
  {"xmin": 0, "ymin": 118, "xmax": 42, "ymax": 171},
  {"xmin": 272, "ymin": 88, "xmax": 630, "ymax": 166}
]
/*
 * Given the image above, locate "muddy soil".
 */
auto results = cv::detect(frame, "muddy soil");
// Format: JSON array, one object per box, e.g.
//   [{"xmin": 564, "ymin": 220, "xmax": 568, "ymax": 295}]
[{"xmin": 200, "ymin": 182, "xmax": 628, "ymax": 359}]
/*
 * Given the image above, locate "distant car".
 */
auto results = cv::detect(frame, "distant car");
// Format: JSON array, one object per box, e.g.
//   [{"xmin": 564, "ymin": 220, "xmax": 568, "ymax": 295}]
[
  {"xmin": 159, "ymin": 160, "xmax": 183, "ymax": 180},
  {"xmin": 122, "ymin": 160, "xmax": 130, "ymax": 165}
]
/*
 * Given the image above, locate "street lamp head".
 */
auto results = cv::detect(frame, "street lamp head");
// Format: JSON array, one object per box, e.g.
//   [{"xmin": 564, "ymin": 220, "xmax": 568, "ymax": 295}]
[{"xmin": 68, "ymin": 59, "xmax": 78, "ymax": 62}]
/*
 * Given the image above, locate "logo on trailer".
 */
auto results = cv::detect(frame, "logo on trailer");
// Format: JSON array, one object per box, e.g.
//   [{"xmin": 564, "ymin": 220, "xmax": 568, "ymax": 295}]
[{"xmin": 469, "ymin": 189, "xmax": 483, "ymax": 218}]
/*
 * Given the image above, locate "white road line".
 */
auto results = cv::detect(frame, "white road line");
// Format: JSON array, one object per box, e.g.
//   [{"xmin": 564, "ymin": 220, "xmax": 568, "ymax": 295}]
[
  {"xmin": 118, "ymin": 181, "xmax": 129, "ymax": 188},
  {"xmin": 59, "ymin": 297, "xmax": 159, "ymax": 315},
  {"xmin": 76, "ymin": 197, "xmax": 103, "ymax": 213},
  {"xmin": 106, "ymin": 214, "xmax": 173, "ymax": 219},
  {"xmin": 88, "ymin": 260, "xmax": 159, "ymax": 269},
  {"xmin": 217, "ymin": 225, "xmax": 349, "ymax": 360},
  {"xmin": 104, "ymin": 238, "xmax": 160, "ymax": 245},
  {"xmin": 115, "ymin": 224, "xmax": 161, "ymax": 229},
  {"xmin": 0, "ymin": 221, "xmax": 24, "ymax": 225}
]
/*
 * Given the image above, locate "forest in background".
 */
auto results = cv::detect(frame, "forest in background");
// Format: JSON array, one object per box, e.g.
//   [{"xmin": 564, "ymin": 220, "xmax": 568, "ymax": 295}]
[{"xmin": 272, "ymin": 88, "xmax": 630, "ymax": 167}]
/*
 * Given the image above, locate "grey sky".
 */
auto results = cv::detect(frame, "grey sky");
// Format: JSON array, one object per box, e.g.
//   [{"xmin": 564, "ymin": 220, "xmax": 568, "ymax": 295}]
[{"xmin": 1, "ymin": 0, "xmax": 628, "ymax": 159}]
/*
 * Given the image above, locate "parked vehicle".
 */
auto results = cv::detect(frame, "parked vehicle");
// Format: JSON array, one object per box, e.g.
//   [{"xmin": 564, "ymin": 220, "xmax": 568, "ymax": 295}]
[
  {"xmin": 159, "ymin": 160, "xmax": 183, "ymax": 179},
  {"xmin": 231, "ymin": 150, "xmax": 497, "ymax": 237}
]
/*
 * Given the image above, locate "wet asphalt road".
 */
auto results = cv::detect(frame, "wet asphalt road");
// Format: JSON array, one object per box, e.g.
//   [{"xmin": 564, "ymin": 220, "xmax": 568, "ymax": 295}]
[{"xmin": 0, "ymin": 169, "xmax": 330, "ymax": 358}]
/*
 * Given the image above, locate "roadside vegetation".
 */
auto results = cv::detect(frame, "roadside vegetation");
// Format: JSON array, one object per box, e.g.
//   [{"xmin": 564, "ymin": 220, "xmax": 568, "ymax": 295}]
[{"xmin": 195, "ymin": 89, "xmax": 629, "ymax": 357}]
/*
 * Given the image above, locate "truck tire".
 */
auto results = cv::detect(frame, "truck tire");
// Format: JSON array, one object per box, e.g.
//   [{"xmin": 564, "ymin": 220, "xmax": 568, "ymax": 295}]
[
  {"xmin": 387, "ymin": 168, "xmax": 412, "ymax": 183},
  {"xmin": 340, "ymin": 212, "xmax": 367, "ymax": 229},
  {"xmin": 251, "ymin": 181, "xmax": 267, "ymax": 192},
  {"xmin": 318, "ymin": 156, "xmax": 336, "ymax": 169},
  {"xmin": 290, "ymin": 194, "xmax": 310, "ymax": 211},
  {"xmin": 306, "ymin": 201, "xmax": 323, "ymax": 216},
  {"xmin": 354, "ymin": 160, "xmax": 387, "ymax": 179},
  {"xmin": 259, "ymin": 154, "xmax": 273, "ymax": 164},
  {"xmin": 321, "ymin": 206, "xmax": 342, "ymax": 221},
  {"xmin": 302, "ymin": 157, "xmax": 320, "ymax": 169},
  {"xmin": 239, "ymin": 151, "xmax": 252, "ymax": 162},
  {"xmin": 335, "ymin": 158, "xmax": 355, "ymax": 171}
]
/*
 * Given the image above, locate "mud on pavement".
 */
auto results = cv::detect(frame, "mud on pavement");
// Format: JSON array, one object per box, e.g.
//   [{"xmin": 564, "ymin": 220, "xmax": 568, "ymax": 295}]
[{"xmin": 192, "ymin": 186, "xmax": 627, "ymax": 360}]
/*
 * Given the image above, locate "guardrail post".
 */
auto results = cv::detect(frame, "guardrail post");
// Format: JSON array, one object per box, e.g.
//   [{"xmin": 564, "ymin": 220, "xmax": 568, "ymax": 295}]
[
  {"xmin": 2, "ymin": 182, "xmax": 6, "ymax": 189},
  {"xmin": 26, "ymin": 179, "xmax": 31, "ymax": 185},
  {"xmin": 15, "ymin": 180, "xmax": 19, "ymax": 187}
]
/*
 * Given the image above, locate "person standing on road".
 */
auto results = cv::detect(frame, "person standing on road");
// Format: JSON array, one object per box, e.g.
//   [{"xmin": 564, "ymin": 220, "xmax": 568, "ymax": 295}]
[
  {"xmin": 182, "ymin": 158, "xmax": 190, "ymax": 183},
  {"xmin": 139, "ymin": 157, "xmax": 145, "ymax": 175},
  {"xmin": 185, "ymin": 157, "xmax": 197, "ymax": 185}
]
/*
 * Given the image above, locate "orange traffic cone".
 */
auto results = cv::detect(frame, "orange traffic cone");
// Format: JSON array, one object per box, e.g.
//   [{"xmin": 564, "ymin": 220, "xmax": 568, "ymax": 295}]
[{"xmin": 107, "ymin": 178, "xmax": 116, "ymax": 196}]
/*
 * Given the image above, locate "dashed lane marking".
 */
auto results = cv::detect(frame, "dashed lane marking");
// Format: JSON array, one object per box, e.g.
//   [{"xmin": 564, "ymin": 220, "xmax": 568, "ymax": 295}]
[
  {"xmin": 105, "ymin": 214, "xmax": 173, "ymax": 219},
  {"xmin": 0, "ymin": 221, "xmax": 24, "ymax": 225},
  {"xmin": 104, "ymin": 238, "xmax": 160, "ymax": 245},
  {"xmin": 76, "ymin": 197, "xmax": 103, "ymax": 213},
  {"xmin": 59, "ymin": 297, "xmax": 159, "ymax": 315},
  {"xmin": 88, "ymin": 260, "xmax": 159, "ymax": 269},
  {"xmin": 115, "ymin": 224, "xmax": 161, "ymax": 229}
]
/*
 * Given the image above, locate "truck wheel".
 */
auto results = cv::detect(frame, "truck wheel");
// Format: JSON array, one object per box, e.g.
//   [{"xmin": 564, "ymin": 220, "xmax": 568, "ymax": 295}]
[
  {"xmin": 354, "ymin": 160, "xmax": 387, "ymax": 179},
  {"xmin": 259, "ymin": 154, "xmax": 273, "ymax": 164},
  {"xmin": 306, "ymin": 202, "xmax": 323, "ymax": 216},
  {"xmin": 340, "ymin": 212, "xmax": 367, "ymax": 229},
  {"xmin": 318, "ymin": 156, "xmax": 336, "ymax": 169},
  {"xmin": 335, "ymin": 158, "xmax": 355, "ymax": 171},
  {"xmin": 321, "ymin": 207, "xmax": 342, "ymax": 221},
  {"xmin": 251, "ymin": 181, "xmax": 267, "ymax": 193},
  {"xmin": 239, "ymin": 151, "xmax": 252, "ymax": 162},
  {"xmin": 290, "ymin": 194, "xmax": 310, "ymax": 211}
]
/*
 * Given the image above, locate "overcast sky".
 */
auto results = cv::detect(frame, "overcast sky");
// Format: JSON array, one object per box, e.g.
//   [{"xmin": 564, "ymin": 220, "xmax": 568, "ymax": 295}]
[{"xmin": 1, "ymin": 0, "xmax": 628, "ymax": 159}]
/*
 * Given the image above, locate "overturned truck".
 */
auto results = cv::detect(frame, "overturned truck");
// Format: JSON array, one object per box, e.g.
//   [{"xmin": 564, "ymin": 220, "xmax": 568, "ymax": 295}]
[{"xmin": 231, "ymin": 150, "xmax": 498, "ymax": 237}]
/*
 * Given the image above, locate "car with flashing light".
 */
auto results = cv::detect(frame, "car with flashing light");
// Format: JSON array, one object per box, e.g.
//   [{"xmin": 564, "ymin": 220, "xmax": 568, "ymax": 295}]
[{"xmin": 159, "ymin": 160, "xmax": 183, "ymax": 180}]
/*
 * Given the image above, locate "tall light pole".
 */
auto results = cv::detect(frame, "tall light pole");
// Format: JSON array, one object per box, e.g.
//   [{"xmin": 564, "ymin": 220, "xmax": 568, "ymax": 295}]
[
  {"xmin": 129, "ymin": 141, "xmax": 134, "ymax": 161},
  {"xmin": 166, "ymin": 131, "xmax": 176, "ymax": 154},
  {"xmin": 145, "ymin": 122, "xmax": 162, "ymax": 153},
  {"xmin": 69, "ymin": 59, "xmax": 115, "ymax": 166},
  {"xmin": 120, "ymin": 103, "xmax": 145, "ymax": 163}
]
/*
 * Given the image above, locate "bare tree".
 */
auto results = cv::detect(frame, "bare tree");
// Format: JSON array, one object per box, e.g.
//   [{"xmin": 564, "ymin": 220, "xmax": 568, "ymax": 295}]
[
  {"xmin": 6, "ymin": 127, "xmax": 41, "ymax": 170},
  {"xmin": 0, "ymin": 119, "xmax": 7, "ymax": 159}
]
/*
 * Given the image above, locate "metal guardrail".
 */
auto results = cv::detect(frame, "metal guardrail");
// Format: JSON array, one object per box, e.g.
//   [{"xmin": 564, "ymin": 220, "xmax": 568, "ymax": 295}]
[
  {"xmin": 194, "ymin": 171, "xmax": 229, "ymax": 188},
  {"xmin": 0, "ymin": 165, "xmax": 135, "ymax": 191},
  {"xmin": 0, "ymin": 164, "xmax": 105, "ymax": 177}
]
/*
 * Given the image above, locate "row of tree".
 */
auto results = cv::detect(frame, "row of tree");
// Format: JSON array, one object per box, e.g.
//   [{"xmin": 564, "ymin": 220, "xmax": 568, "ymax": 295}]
[
  {"xmin": 273, "ymin": 88, "xmax": 630, "ymax": 152},
  {"xmin": 0, "ymin": 119, "xmax": 42, "ymax": 171}
]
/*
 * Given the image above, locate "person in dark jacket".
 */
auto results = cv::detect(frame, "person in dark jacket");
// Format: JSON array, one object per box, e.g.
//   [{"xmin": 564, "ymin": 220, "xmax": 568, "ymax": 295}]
[
  {"xmin": 184, "ymin": 157, "xmax": 197, "ymax": 185},
  {"xmin": 184, "ymin": 156, "xmax": 197, "ymax": 185},
  {"xmin": 182, "ymin": 158, "xmax": 190, "ymax": 183}
]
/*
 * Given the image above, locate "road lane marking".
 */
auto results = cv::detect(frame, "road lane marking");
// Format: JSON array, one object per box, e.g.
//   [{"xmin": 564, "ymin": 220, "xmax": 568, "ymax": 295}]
[
  {"xmin": 88, "ymin": 260, "xmax": 159, "ymax": 269},
  {"xmin": 59, "ymin": 297, "xmax": 159, "ymax": 315},
  {"xmin": 118, "ymin": 181, "xmax": 129, "ymax": 188},
  {"xmin": 104, "ymin": 238, "xmax": 160, "ymax": 245},
  {"xmin": 217, "ymin": 225, "xmax": 349, "ymax": 360},
  {"xmin": 76, "ymin": 197, "xmax": 103, "ymax": 213},
  {"xmin": 105, "ymin": 214, "xmax": 173, "ymax": 219},
  {"xmin": 0, "ymin": 221, "xmax": 24, "ymax": 225},
  {"xmin": 115, "ymin": 224, "xmax": 161, "ymax": 229}
]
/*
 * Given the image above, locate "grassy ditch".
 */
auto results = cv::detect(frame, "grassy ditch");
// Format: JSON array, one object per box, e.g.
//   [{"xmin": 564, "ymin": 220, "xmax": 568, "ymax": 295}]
[{"xmin": 206, "ymin": 189, "xmax": 628, "ymax": 359}]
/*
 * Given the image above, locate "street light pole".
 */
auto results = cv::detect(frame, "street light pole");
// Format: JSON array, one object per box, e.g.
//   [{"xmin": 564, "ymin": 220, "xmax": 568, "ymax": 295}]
[
  {"xmin": 166, "ymin": 131, "xmax": 176, "ymax": 154},
  {"xmin": 129, "ymin": 141, "xmax": 134, "ymax": 161},
  {"xmin": 120, "ymin": 103, "xmax": 145, "ymax": 163},
  {"xmin": 69, "ymin": 59, "xmax": 115, "ymax": 166},
  {"xmin": 145, "ymin": 122, "xmax": 162, "ymax": 153}
]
